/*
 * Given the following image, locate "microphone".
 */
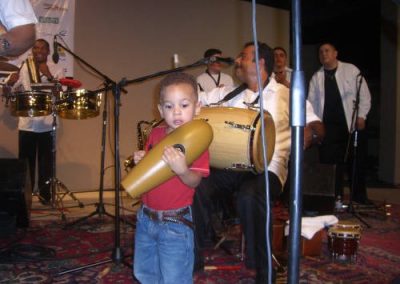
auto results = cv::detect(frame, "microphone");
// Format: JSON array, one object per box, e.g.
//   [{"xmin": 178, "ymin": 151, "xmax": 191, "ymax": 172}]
[
  {"xmin": 208, "ymin": 56, "xmax": 235, "ymax": 65},
  {"xmin": 52, "ymin": 36, "xmax": 59, "ymax": 64}
]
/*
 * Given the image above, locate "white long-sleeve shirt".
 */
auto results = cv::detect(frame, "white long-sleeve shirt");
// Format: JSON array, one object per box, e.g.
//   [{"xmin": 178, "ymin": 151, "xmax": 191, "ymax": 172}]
[
  {"xmin": 0, "ymin": 0, "xmax": 37, "ymax": 30},
  {"xmin": 196, "ymin": 71, "xmax": 234, "ymax": 93},
  {"xmin": 308, "ymin": 61, "xmax": 371, "ymax": 131}
]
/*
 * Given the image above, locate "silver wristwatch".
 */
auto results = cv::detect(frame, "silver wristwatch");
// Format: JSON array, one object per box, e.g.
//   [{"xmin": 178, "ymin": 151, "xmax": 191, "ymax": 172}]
[{"xmin": 0, "ymin": 37, "xmax": 11, "ymax": 54}]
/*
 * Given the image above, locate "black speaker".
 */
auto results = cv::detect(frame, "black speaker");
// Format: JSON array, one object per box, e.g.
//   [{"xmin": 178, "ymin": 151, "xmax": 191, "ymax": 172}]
[
  {"xmin": 0, "ymin": 159, "xmax": 32, "ymax": 232},
  {"xmin": 302, "ymin": 148, "xmax": 336, "ymax": 215}
]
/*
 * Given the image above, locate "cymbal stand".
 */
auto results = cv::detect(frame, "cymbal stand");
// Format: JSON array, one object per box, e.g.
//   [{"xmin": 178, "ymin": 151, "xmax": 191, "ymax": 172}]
[
  {"xmin": 64, "ymin": 90, "xmax": 130, "ymax": 228},
  {"xmin": 46, "ymin": 85, "xmax": 84, "ymax": 221},
  {"xmin": 54, "ymin": 37, "xmax": 133, "ymax": 276}
]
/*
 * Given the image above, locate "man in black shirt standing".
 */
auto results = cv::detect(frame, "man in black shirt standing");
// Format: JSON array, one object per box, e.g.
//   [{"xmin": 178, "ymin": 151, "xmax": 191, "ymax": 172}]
[{"xmin": 308, "ymin": 42, "xmax": 372, "ymax": 204}]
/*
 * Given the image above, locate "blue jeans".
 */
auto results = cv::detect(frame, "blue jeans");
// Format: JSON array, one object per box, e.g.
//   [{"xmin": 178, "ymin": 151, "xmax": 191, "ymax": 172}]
[{"xmin": 133, "ymin": 206, "xmax": 194, "ymax": 284}]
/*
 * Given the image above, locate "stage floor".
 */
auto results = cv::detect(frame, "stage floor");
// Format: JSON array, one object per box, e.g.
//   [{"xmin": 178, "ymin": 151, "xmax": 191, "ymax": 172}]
[
  {"xmin": 30, "ymin": 185, "xmax": 400, "ymax": 222},
  {"xmin": 30, "ymin": 189, "xmax": 138, "ymax": 222}
]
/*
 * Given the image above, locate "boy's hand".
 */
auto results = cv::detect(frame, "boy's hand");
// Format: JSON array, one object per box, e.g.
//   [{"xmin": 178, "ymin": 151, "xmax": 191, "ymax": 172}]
[
  {"xmin": 133, "ymin": 150, "xmax": 146, "ymax": 164},
  {"xmin": 162, "ymin": 145, "xmax": 188, "ymax": 176}
]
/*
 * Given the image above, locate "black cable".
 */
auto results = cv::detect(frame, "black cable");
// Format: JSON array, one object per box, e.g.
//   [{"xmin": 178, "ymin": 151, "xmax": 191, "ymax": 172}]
[
  {"xmin": 0, "ymin": 229, "xmax": 27, "ymax": 251},
  {"xmin": 0, "ymin": 244, "xmax": 56, "ymax": 262},
  {"xmin": 0, "ymin": 242, "xmax": 133, "ymax": 263},
  {"xmin": 251, "ymin": 1, "xmax": 273, "ymax": 283}
]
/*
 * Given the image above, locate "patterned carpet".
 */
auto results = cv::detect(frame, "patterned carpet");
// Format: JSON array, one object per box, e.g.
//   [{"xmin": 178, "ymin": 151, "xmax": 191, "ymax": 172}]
[{"xmin": 0, "ymin": 202, "xmax": 399, "ymax": 283}]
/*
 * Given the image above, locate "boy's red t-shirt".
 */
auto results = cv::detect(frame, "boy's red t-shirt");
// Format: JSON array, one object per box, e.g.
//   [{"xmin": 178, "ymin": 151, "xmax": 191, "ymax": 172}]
[{"xmin": 142, "ymin": 125, "xmax": 210, "ymax": 210}]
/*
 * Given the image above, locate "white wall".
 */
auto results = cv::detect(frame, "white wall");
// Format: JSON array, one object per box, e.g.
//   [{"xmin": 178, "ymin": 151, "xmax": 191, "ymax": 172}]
[{"xmin": 0, "ymin": 0, "xmax": 289, "ymax": 191}]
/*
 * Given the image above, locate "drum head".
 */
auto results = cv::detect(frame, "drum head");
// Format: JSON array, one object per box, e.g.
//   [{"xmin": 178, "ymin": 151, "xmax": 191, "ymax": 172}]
[
  {"xmin": 328, "ymin": 227, "xmax": 361, "ymax": 239},
  {"xmin": 336, "ymin": 220, "xmax": 362, "ymax": 230},
  {"xmin": 252, "ymin": 111, "xmax": 275, "ymax": 173}
]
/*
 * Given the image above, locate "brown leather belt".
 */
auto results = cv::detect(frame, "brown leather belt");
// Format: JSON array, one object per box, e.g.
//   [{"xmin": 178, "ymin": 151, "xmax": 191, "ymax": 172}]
[{"xmin": 142, "ymin": 206, "xmax": 193, "ymax": 229}]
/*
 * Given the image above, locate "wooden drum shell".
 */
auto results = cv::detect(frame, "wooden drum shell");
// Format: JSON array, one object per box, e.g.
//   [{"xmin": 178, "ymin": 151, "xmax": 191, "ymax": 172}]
[{"xmin": 196, "ymin": 107, "xmax": 275, "ymax": 174}]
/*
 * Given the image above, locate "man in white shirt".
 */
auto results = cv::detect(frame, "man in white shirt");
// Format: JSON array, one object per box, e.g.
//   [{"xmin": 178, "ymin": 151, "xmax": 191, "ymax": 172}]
[
  {"xmin": 0, "ymin": 0, "xmax": 37, "ymax": 57},
  {"xmin": 196, "ymin": 48, "xmax": 234, "ymax": 93},
  {"xmin": 272, "ymin": 46, "xmax": 324, "ymax": 147},
  {"xmin": 7, "ymin": 39, "xmax": 64, "ymax": 204},
  {"xmin": 308, "ymin": 42, "xmax": 371, "ymax": 204},
  {"xmin": 271, "ymin": 46, "xmax": 292, "ymax": 89},
  {"xmin": 271, "ymin": 46, "xmax": 325, "ymax": 205},
  {"xmin": 193, "ymin": 41, "xmax": 323, "ymax": 283}
]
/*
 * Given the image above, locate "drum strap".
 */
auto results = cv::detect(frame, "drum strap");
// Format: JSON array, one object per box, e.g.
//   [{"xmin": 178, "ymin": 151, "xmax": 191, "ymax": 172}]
[
  {"xmin": 213, "ymin": 83, "xmax": 248, "ymax": 105},
  {"xmin": 198, "ymin": 83, "xmax": 204, "ymax": 92},
  {"xmin": 248, "ymin": 78, "xmax": 270, "ymax": 106},
  {"xmin": 211, "ymin": 78, "xmax": 269, "ymax": 106},
  {"xmin": 26, "ymin": 57, "xmax": 41, "ymax": 84}
]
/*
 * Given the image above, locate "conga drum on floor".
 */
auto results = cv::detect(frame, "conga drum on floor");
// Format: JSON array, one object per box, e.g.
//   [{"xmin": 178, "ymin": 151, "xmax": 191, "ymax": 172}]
[{"xmin": 328, "ymin": 220, "xmax": 362, "ymax": 262}]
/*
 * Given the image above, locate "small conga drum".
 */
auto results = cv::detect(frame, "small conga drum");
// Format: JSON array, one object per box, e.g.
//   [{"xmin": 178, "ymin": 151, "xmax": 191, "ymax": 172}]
[{"xmin": 328, "ymin": 224, "xmax": 361, "ymax": 262}]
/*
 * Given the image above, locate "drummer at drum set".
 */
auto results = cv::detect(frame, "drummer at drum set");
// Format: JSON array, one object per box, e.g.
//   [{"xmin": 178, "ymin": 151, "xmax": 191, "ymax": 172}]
[{"xmin": 1, "ymin": 38, "xmax": 99, "ymax": 207}]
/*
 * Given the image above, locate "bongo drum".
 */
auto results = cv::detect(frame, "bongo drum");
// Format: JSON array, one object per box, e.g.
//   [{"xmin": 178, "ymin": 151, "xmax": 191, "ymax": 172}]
[{"xmin": 328, "ymin": 223, "xmax": 361, "ymax": 262}]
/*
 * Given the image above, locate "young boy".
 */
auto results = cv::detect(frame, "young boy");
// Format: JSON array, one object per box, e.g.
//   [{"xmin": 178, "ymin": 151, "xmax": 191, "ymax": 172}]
[{"xmin": 133, "ymin": 72, "xmax": 210, "ymax": 283}]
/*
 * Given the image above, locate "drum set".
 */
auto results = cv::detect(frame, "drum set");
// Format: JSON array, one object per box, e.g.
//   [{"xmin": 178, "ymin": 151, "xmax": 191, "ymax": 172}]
[
  {"xmin": 1, "ymin": 60, "xmax": 102, "ymax": 217},
  {"xmin": 6, "ymin": 82, "xmax": 102, "ymax": 119}
]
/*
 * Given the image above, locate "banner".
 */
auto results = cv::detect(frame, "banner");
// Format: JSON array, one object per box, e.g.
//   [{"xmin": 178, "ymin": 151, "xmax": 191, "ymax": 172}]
[{"xmin": 14, "ymin": 0, "xmax": 75, "ymax": 77}]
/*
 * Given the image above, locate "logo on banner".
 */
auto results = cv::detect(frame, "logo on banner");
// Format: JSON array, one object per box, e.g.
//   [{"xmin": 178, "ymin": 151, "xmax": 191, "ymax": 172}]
[
  {"xmin": 38, "ymin": 16, "xmax": 59, "ymax": 24},
  {"xmin": 43, "ymin": 3, "xmax": 69, "ymax": 12}
]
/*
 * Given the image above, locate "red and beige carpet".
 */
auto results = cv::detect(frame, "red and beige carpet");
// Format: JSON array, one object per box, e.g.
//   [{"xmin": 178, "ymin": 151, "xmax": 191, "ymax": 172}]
[{"xmin": 0, "ymin": 203, "xmax": 399, "ymax": 283}]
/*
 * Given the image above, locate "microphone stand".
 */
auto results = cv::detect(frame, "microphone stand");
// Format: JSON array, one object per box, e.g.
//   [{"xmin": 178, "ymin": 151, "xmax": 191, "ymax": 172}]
[
  {"xmin": 345, "ymin": 74, "xmax": 371, "ymax": 228},
  {"xmin": 64, "ymin": 91, "xmax": 125, "ymax": 228},
  {"xmin": 58, "ymin": 53, "xmax": 208, "ymax": 275},
  {"xmin": 288, "ymin": 0, "xmax": 305, "ymax": 282},
  {"xmin": 58, "ymin": 38, "xmax": 133, "ymax": 230},
  {"xmin": 48, "ymin": 38, "xmax": 136, "ymax": 276}
]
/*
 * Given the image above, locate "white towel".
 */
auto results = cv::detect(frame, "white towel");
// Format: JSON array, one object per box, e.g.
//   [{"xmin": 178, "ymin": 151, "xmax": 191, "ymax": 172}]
[{"xmin": 285, "ymin": 215, "xmax": 339, "ymax": 240}]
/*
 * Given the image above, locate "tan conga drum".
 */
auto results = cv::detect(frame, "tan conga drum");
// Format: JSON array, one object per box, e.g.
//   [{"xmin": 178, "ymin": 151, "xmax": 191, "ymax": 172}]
[{"xmin": 196, "ymin": 107, "xmax": 275, "ymax": 174}]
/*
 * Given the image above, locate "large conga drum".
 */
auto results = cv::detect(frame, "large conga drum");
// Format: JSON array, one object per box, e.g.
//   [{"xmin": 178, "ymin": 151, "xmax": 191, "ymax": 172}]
[{"xmin": 196, "ymin": 107, "xmax": 275, "ymax": 174}]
